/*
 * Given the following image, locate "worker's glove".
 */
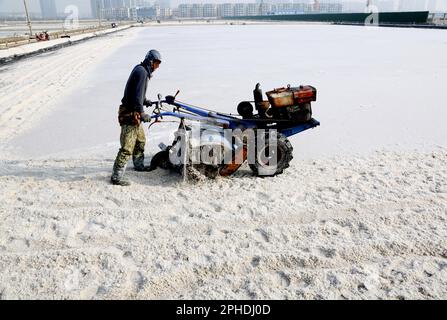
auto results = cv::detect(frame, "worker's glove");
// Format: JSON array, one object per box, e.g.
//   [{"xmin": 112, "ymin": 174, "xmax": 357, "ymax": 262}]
[
  {"xmin": 144, "ymin": 99, "xmax": 153, "ymax": 107},
  {"xmin": 140, "ymin": 112, "xmax": 151, "ymax": 123},
  {"xmin": 165, "ymin": 95, "xmax": 176, "ymax": 105}
]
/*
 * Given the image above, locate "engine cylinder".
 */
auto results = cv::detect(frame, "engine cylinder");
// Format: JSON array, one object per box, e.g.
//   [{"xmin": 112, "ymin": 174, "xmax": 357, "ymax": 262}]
[{"xmin": 253, "ymin": 83, "xmax": 266, "ymax": 116}]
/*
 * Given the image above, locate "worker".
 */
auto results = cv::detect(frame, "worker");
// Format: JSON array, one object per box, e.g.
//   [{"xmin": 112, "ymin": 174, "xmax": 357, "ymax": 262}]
[{"xmin": 111, "ymin": 49, "xmax": 162, "ymax": 186}]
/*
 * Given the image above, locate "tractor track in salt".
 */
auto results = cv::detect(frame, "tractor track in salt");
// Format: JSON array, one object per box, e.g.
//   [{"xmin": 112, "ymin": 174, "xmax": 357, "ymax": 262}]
[{"xmin": 0, "ymin": 29, "xmax": 136, "ymax": 145}]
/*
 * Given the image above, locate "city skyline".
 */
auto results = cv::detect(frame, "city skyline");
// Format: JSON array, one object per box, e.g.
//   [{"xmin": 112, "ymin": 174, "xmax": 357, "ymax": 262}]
[
  {"xmin": 39, "ymin": 0, "xmax": 57, "ymax": 19},
  {"xmin": 0, "ymin": 0, "xmax": 446, "ymax": 18}
]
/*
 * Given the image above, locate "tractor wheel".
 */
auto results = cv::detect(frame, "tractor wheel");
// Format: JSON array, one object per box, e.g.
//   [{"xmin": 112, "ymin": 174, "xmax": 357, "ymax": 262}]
[
  {"xmin": 250, "ymin": 132, "xmax": 293, "ymax": 177},
  {"xmin": 150, "ymin": 149, "xmax": 172, "ymax": 170}
]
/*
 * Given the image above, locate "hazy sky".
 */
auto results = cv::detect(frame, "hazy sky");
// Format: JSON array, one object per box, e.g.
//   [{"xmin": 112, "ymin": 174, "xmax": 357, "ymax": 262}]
[
  {"xmin": 0, "ymin": 0, "xmax": 446, "ymax": 17},
  {"xmin": 0, "ymin": 0, "xmax": 91, "ymax": 15}
]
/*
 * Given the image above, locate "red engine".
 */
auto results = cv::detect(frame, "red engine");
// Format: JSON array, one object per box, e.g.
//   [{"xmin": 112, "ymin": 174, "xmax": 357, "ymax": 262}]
[
  {"xmin": 237, "ymin": 84, "xmax": 317, "ymax": 123},
  {"xmin": 265, "ymin": 85, "xmax": 317, "ymax": 122}
]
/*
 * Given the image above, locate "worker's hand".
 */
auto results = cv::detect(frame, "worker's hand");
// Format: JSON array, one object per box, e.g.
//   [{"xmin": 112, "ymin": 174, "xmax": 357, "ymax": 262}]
[
  {"xmin": 140, "ymin": 112, "xmax": 151, "ymax": 123},
  {"xmin": 144, "ymin": 99, "xmax": 153, "ymax": 107},
  {"xmin": 165, "ymin": 95, "xmax": 176, "ymax": 105}
]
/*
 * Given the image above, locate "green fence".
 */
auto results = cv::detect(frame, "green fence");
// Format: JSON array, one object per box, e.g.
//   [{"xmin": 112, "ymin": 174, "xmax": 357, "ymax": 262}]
[{"xmin": 227, "ymin": 11, "xmax": 429, "ymax": 24}]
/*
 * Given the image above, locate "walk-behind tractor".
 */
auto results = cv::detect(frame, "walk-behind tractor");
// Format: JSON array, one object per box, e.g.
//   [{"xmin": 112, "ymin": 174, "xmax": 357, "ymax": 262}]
[{"xmin": 148, "ymin": 84, "xmax": 320, "ymax": 179}]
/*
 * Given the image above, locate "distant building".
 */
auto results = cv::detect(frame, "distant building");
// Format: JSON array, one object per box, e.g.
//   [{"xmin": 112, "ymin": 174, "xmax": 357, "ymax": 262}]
[
  {"xmin": 160, "ymin": 7, "xmax": 172, "ymax": 18},
  {"xmin": 39, "ymin": 0, "xmax": 57, "ymax": 19},
  {"xmin": 102, "ymin": 7, "xmax": 139, "ymax": 20},
  {"xmin": 319, "ymin": 2, "xmax": 343, "ymax": 13},
  {"xmin": 129, "ymin": 6, "xmax": 138, "ymax": 20},
  {"xmin": 234, "ymin": 3, "xmax": 247, "ymax": 16},
  {"xmin": 174, "ymin": 2, "xmax": 343, "ymax": 19},
  {"xmin": 157, "ymin": 0, "xmax": 171, "ymax": 9},
  {"xmin": 90, "ymin": 0, "xmax": 102, "ymax": 18},
  {"xmin": 178, "ymin": 4, "xmax": 193, "ymax": 18},
  {"xmin": 137, "ymin": 6, "xmax": 159, "ymax": 19},
  {"xmin": 90, "ymin": 0, "xmax": 141, "ymax": 20},
  {"xmin": 220, "ymin": 4, "xmax": 235, "ymax": 17},
  {"xmin": 191, "ymin": 4, "xmax": 204, "ymax": 18},
  {"xmin": 259, "ymin": 3, "xmax": 273, "ymax": 15},
  {"xmin": 135, "ymin": 4, "xmax": 172, "ymax": 19},
  {"xmin": 203, "ymin": 4, "xmax": 218, "ymax": 18},
  {"xmin": 247, "ymin": 4, "xmax": 260, "ymax": 16},
  {"xmin": 90, "ymin": 0, "xmax": 98, "ymax": 18}
]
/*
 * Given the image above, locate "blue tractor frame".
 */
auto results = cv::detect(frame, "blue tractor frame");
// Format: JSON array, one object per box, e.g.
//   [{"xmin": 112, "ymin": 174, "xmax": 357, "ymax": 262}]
[
  {"xmin": 147, "ymin": 95, "xmax": 320, "ymax": 178},
  {"xmin": 151, "ymin": 98, "xmax": 320, "ymax": 137}
]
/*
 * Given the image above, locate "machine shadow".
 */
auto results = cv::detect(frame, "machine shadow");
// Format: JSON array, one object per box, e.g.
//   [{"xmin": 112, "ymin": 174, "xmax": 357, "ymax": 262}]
[{"xmin": 0, "ymin": 159, "xmax": 181, "ymax": 188}]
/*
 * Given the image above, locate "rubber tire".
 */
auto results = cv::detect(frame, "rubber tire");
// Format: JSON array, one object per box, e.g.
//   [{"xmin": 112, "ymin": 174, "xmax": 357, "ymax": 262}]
[
  {"xmin": 150, "ymin": 150, "xmax": 172, "ymax": 170},
  {"xmin": 250, "ymin": 132, "xmax": 294, "ymax": 177},
  {"xmin": 237, "ymin": 101, "xmax": 254, "ymax": 119}
]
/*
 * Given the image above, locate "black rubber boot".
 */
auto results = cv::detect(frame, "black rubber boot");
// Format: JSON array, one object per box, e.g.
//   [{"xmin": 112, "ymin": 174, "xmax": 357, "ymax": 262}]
[
  {"xmin": 133, "ymin": 156, "xmax": 153, "ymax": 172},
  {"xmin": 111, "ymin": 165, "xmax": 131, "ymax": 186}
]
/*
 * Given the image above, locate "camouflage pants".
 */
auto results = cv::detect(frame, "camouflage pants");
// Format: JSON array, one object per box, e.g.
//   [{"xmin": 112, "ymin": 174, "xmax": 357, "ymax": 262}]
[{"xmin": 113, "ymin": 124, "xmax": 146, "ymax": 169}]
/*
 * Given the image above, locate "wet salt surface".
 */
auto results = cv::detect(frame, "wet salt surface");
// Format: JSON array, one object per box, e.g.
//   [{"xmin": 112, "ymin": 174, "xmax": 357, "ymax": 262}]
[{"xmin": 10, "ymin": 24, "xmax": 447, "ymax": 159}]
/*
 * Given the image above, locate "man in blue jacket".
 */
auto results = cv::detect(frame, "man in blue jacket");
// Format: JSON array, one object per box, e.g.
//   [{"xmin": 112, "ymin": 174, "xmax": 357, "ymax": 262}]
[{"xmin": 111, "ymin": 50, "xmax": 162, "ymax": 186}]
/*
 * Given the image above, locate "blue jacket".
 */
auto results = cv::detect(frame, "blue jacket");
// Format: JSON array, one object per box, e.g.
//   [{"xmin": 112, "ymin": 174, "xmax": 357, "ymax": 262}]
[{"xmin": 121, "ymin": 63, "xmax": 152, "ymax": 113}]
